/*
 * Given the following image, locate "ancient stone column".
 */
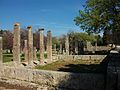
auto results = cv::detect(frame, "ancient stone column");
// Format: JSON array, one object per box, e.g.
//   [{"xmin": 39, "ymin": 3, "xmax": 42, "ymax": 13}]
[
  {"xmin": 54, "ymin": 44, "xmax": 57, "ymax": 54},
  {"xmin": 47, "ymin": 31, "xmax": 52, "ymax": 61},
  {"xmin": 33, "ymin": 47, "xmax": 37, "ymax": 61},
  {"xmin": 63, "ymin": 49, "xmax": 65, "ymax": 55},
  {"xmin": 39, "ymin": 29, "xmax": 44, "ymax": 64},
  {"xmin": 95, "ymin": 42, "xmax": 97, "ymax": 51},
  {"xmin": 24, "ymin": 40, "xmax": 28, "ymax": 62},
  {"xmin": 60, "ymin": 43, "xmax": 62, "ymax": 54},
  {"xmin": 27, "ymin": 26, "xmax": 33, "ymax": 65},
  {"xmin": 65, "ymin": 35, "xmax": 69, "ymax": 55},
  {"xmin": 75, "ymin": 41, "xmax": 78, "ymax": 55},
  {"xmin": 54, "ymin": 44, "xmax": 57, "ymax": 53},
  {"xmin": 13, "ymin": 23, "xmax": 20, "ymax": 65},
  {"xmin": 86, "ymin": 41, "xmax": 92, "ymax": 51},
  {"xmin": 0, "ymin": 37, "xmax": 3, "ymax": 65}
]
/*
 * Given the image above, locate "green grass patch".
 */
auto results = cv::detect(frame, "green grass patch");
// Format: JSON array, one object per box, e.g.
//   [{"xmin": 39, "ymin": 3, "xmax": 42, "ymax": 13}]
[
  {"xmin": 35, "ymin": 60, "xmax": 106, "ymax": 73},
  {"xmin": 3, "ymin": 53, "xmax": 25, "ymax": 63},
  {"xmin": 3, "ymin": 53, "xmax": 47, "ymax": 63},
  {"xmin": 37, "ymin": 53, "xmax": 47, "ymax": 59},
  {"xmin": 3, "ymin": 54, "xmax": 13, "ymax": 62}
]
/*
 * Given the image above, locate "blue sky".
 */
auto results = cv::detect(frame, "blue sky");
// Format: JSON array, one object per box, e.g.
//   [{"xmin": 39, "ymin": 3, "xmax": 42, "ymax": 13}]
[{"xmin": 0, "ymin": 0, "xmax": 86, "ymax": 36}]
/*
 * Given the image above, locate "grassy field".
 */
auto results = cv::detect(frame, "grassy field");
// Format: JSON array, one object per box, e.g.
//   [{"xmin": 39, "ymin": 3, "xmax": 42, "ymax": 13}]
[
  {"xmin": 35, "ymin": 60, "xmax": 106, "ymax": 73},
  {"xmin": 3, "ymin": 53, "xmax": 47, "ymax": 63}
]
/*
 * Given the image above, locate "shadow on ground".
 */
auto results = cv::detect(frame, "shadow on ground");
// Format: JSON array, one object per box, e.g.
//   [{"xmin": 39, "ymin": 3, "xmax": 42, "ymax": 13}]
[
  {"xmin": 57, "ymin": 56, "xmax": 109, "ymax": 73},
  {"xmin": 56, "ymin": 55, "xmax": 110, "ymax": 90}
]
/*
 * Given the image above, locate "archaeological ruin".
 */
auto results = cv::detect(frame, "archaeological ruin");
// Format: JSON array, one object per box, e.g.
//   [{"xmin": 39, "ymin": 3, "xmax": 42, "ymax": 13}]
[{"xmin": 0, "ymin": 23, "xmax": 120, "ymax": 90}]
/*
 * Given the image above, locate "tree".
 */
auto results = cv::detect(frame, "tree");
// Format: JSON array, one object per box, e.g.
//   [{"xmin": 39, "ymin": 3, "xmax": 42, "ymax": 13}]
[
  {"xmin": 74, "ymin": 0, "xmax": 120, "ymax": 44},
  {"xmin": 68, "ymin": 31, "xmax": 97, "ymax": 43},
  {"xmin": 0, "ymin": 30, "xmax": 13, "ymax": 52}
]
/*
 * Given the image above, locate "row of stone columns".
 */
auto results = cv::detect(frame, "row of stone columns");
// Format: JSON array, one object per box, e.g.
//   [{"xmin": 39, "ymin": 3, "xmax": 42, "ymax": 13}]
[
  {"xmin": 55, "ymin": 35, "xmax": 70, "ymax": 55},
  {"xmin": 12, "ymin": 23, "xmax": 53, "ymax": 66},
  {"xmin": 0, "ymin": 23, "xmax": 71, "ymax": 66}
]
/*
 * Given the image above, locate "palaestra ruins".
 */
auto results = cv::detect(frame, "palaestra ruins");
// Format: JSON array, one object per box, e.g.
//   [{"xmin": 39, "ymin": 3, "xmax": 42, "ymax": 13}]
[{"xmin": 0, "ymin": 23, "xmax": 120, "ymax": 90}]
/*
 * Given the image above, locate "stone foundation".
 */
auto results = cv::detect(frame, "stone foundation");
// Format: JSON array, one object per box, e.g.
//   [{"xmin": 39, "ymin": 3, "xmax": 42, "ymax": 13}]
[{"xmin": 0, "ymin": 66, "xmax": 104, "ymax": 90}]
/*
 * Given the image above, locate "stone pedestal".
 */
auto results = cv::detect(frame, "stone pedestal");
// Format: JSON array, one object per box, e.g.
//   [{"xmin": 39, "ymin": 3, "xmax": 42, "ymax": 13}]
[
  {"xmin": 27, "ymin": 26, "xmax": 33, "ymax": 65},
  {"xmin": 39, "ymin": 29, "xmax": 44, "ymax": 64},
  {"xmin": 13, "ymin": 23, "xmax": 21, "ymax": 66},
  {"xmin": 47, "ymin": 31, "xmax": 52, "ymax": 62},
  {"xmin": 0, "ymin": 37, "xmax": 3, "ymax": 65}
]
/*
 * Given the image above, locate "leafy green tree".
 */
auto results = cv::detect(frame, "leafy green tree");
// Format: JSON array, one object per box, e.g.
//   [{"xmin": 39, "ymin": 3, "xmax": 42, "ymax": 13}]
[
  {"xmin": 68, "ymin": 31, "xmax": 97, "ymax": 43},
  {"xmin": 74, "ymin": 0, "xmax": 120, "ymax": 43}
]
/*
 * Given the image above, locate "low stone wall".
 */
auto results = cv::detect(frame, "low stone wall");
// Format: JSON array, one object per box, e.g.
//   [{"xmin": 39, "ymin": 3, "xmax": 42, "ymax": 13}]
[
  {"xmin": 0, "ymin": 66, "xmax": 104, "ymax": 90},
  {"xmin": 56, "ymin": 55, "xmax": 106, "ymax": 62}
]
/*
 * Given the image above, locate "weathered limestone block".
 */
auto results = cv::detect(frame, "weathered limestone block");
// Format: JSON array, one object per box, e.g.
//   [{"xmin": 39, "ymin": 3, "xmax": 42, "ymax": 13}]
[
  {"xmin": 39, "ymin": 29, "xmax": 44, "ymax": 64},
  {"xmin": 13, "ymin": 23, "xmax": 21, "ymax": 66},
  {"xmin": 3, "ymin": 66, "xmax": 16, "ymax": 79},
  {"xmin": 0, "ymin": 37, "xmax": 3, "ymax": 65},
  {"xmin": 15, "ymin": 68, "xmax": 33, "ymax": 81},
  {"xmin": 27, "ymin": 26, "xmax": 33, "ymax": 65},
  {"xmin": 33, "ymin": 70, "xmax": 54, "ymax": 86},
  {"xmin": 0, "ymin": 66, "xmax": 104, "ymax": 90},
  {"xmin": 47, "ymin": 31, "xmax": 52, "ymax": 62}
]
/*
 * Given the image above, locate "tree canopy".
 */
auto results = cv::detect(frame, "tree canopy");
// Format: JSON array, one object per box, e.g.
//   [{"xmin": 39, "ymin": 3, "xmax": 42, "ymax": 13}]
[
  {"xmin": 68, "ymin": 31, "xmax": 97, "ymax": 42},
  {"xmin": 74, "ymin": 0, "xmax": 120, "ymax": 34}
]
